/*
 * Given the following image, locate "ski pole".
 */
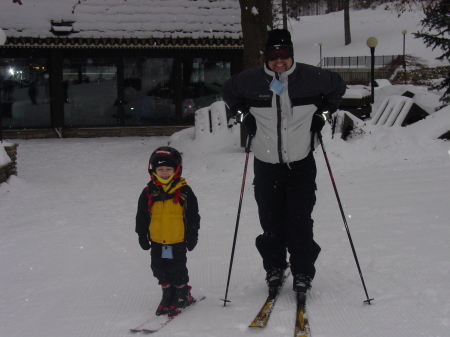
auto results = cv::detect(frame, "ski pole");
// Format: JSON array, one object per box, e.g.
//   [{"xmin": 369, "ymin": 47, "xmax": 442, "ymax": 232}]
[
  {"xmin": 221, "ymin": 133, "xmax": 253, "ymax": 307},
  {"xmin": 317, "ymin": 132, "xmax": 374, "ymax": 305}
]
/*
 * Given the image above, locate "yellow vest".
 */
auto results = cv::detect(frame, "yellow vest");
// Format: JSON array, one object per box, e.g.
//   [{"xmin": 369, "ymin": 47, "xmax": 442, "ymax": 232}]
[{"xmin": 148, "ymin": 179, "xmax": 186, "ymax": 244}]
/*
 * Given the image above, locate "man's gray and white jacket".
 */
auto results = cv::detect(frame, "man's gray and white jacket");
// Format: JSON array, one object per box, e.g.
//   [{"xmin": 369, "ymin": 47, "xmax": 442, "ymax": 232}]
[{"xmin": 222, "ymin": 62, "xmax": 346, "ymax": 164}]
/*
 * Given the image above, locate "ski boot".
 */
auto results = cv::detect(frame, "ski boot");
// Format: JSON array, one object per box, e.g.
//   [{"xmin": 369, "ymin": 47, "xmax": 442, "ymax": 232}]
[
  {"xmin": 167, "ymin": 284, "xmax": 193, "ymax": 317},
  {"xmin": 266, "ymin": 268, "xmax": 285, "ymax": 296},
  {"xmin": 155, "ymin": 283, "xmax": 173, "ymax": 316},
  {"xmin": 293, "ymin": 274, "xmax": 311, "ymax": 304}
]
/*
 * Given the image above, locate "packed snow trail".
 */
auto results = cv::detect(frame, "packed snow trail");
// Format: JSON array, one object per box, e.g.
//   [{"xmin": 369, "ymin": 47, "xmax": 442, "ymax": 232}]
[{"xmin": 1, "ymin": 132, "xmax": 449, "ymax": 337}]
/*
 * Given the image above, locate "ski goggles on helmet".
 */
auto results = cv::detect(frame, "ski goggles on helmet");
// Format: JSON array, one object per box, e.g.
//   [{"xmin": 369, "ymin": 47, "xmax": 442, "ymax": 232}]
[{"xmin": 265, "ymin": 46, "xmax": 293, "ymax": 61}]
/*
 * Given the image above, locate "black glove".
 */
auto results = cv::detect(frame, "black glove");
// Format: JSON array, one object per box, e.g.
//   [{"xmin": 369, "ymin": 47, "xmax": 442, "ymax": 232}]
[
  {"xmin": 138, "ymin": 236, "xmax": 151, "ymax": 250},
  {"xmin": 311, "ymin": 99, "xmax": 337, "ymax": 133},
  {"xmin": 310, "ymin": 110, "xmax": 329, "ymax": 133},
  {"xmin": 186, "ymin": 239, "xmax": 197, "ymax": 252},
  {"xmin": 235, "ymin": 109, "xmax": 257, "ymax": 136}
]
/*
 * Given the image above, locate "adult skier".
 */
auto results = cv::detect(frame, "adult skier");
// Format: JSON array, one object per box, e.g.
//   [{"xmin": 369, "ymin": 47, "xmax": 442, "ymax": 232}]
[{"xmin": 222, "ymin": 28, "xmax": 346, "ymax": 301}]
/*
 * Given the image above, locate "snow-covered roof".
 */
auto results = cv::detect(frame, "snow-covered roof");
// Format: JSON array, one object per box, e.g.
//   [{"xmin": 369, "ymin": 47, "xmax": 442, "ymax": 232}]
[{"xmin": 0, "ymin": 0, "xmax": 242, "ymax": 42}]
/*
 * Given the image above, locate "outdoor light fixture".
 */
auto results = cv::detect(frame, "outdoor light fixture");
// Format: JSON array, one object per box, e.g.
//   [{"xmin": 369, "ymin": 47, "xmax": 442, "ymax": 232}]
[
  {"xmin": 366, "ymin": 37, "xmax": 378, "ymax": 104},
  {"xmin": 0, "ymin": 28, "xmax": 6, "ymax": 46}
]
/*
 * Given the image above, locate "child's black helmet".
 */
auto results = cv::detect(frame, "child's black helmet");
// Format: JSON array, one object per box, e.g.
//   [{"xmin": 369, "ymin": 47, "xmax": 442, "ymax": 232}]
[{"xmin": 148, "ymin": 146, "xmax": 182, "ymax": 178}]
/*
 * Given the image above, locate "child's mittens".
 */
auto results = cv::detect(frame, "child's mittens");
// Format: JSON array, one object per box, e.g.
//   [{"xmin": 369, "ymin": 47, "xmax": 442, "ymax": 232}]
[
  {"xmin": 138, "ymin": 236, "xmax": 151, "ymax": 250},
  {"xmin": 186, "ymin": 240, "xmax": 197, "ymax": 252}
]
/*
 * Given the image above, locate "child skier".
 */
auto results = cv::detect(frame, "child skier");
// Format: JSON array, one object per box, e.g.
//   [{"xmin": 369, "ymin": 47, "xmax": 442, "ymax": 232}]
[{"xmin": 135, "ymin": 146, "xmax": 200, "ymax": 317}]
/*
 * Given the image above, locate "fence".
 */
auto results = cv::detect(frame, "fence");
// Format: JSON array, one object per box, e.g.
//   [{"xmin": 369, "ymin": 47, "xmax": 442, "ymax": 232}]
[
  {"xmin": 331, "ymin": 69, "xmax": 392, "ymax": 85},
  {"xmin": 322, "ymin": 55, "xmax": 402, "ymax": 68}
]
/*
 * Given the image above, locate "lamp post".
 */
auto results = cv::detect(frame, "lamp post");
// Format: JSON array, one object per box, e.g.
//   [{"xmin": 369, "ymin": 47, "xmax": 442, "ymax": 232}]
[
  {"xmin": 366, "ymin": 37, "xmax": 378, "ymax": 104},
  {"xmin": 0, "ymin": 28, "xmax": 6, "ymax": 142},
  {"xmin": 318, "ymin": 42, "xmax": 323, "ymax": 67},
  {"xmin": 402, "ymin": 30, "xmax": 407, "ymax": 84}
]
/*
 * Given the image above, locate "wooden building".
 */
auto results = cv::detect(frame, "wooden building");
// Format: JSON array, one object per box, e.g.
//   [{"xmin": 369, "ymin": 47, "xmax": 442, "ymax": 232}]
[{"xmin": 0, "ymin": 0, "xmax": 243, "ymax": 138}]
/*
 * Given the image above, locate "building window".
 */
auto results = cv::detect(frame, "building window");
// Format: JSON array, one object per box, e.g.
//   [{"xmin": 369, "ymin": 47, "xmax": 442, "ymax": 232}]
[
  {"xmin": 123, "ymin": 58, "xmax": 175, "ymax": 125},
  {"xmin": 63, "ymin": 58, "xmax": 117, "ymax": 126},
  {"xmin": 1, "ymin": 53, "xmax": 236, "ymax": 130},
  {"xmin": 123, "ymin": 57, "xmax": 231, "ymax": 125},
  {"xmin": 182, "ymin": 58, "xmax": 231, "ymax": 124},
  {"xmin": 0, "ymin": 58, "xmax": 51, "ymax": 128}
]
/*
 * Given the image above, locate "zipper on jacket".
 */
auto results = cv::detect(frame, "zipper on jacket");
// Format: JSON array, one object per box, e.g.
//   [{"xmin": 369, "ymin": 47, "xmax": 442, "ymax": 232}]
[{"xmin": 275, "ymin": 73, "xmax": 284, "ymax": 163}]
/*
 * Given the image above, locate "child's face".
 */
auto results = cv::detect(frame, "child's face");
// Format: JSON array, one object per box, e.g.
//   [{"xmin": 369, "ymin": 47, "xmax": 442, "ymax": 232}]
[{"xmin": 155, "ymin": 166, "xmax": 175, "ymax": 180}]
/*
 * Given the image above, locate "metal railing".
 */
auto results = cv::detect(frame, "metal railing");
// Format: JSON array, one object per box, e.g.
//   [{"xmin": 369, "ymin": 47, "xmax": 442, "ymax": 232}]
[
  {"xmin": 321, "ymin": 55, "xmax": 402, "ymax": 68},
  {"xmin": 332, "ymin": 70, "xmax": 392, "ymax": 85}
]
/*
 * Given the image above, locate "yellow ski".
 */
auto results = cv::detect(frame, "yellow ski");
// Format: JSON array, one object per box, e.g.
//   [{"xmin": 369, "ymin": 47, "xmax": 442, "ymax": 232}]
[
  {"xmin": 294, "ymin": 294, "xmax": 310, "ymax": 337},
  {"xmin": 249, "ymin": 270, "xmax": 291, "ymax": 328}
]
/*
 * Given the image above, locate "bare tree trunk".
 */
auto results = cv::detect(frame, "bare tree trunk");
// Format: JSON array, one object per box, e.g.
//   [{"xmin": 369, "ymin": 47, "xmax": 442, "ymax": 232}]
[
  {"xmin": 344, "ymin": 0, "xmax": 351, "ymax": 45},
  {"xmin": 327, "ymin": 0, "xmax": 337, "ymax": 13},
  {"xmin": 239, "ymin": 0, "xmax": 273, "ymax": 70}
]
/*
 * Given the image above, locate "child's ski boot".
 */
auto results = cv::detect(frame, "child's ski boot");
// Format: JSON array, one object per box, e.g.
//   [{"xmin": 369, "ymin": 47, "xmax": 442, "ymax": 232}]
[
  {"xmin": 155, "ymin": 283, "xmax": 173, "ymax": 316},
  {"xmin": 167, "ymin": 284, "xmax": 193, "ymax": 316}
]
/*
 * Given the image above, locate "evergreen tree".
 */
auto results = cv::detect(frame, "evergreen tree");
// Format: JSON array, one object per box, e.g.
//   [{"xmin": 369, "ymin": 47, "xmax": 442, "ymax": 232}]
[{"xmin": 414, "ymin": 0, "xmax": 450, "ymax": 109}]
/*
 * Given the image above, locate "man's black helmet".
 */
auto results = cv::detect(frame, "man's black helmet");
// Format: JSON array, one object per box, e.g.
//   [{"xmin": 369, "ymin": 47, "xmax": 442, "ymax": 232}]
[{"xmin": 148, "ymin": 146, "xmax": 182, "ymax": 179}]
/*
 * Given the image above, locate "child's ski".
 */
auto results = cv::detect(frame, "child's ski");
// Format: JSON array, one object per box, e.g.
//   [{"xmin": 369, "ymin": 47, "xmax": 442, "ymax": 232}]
[
  {"xmin": 130, "ymin": 314, "xmax": 167, "ymax": 333},
  {"xmin": 248, "ymin": 270, "xmax": 291, "ymax": 328},
  {"xmin": 130, "ymin": 296, "xmax": 205, "ymax": 333}
]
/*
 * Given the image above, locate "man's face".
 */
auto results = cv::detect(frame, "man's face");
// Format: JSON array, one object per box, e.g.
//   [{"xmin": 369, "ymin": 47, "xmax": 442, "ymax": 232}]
[
  {"xmin": 268, "ymin": 57, "xmax": 293, "ymax": 73},
  {"xmin": 265, "ymin": 46, "xmax": 294, "ymax": 73}
]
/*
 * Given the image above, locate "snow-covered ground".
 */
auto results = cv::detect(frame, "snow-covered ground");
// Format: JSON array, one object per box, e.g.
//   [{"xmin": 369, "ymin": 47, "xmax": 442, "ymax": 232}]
[
  {"xmin": 1, "ymin": 100, "xmax": 450, "ymax": 337},
  {"xmin": 1, "ymin": 5, "xmax": 450, "ymax": 337}
]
